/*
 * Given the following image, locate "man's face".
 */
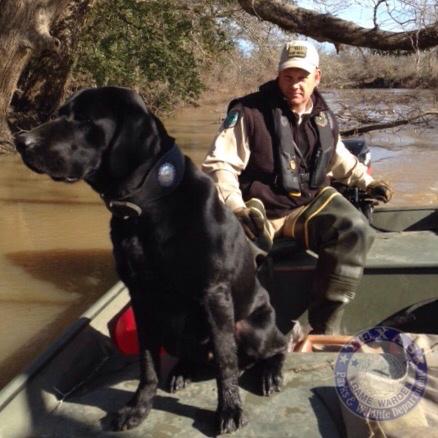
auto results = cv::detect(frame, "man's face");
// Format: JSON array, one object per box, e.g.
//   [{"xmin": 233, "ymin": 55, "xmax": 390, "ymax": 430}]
[{"xmin": 277, "ymin": 67, "xmax": 321, "ymax": 111}]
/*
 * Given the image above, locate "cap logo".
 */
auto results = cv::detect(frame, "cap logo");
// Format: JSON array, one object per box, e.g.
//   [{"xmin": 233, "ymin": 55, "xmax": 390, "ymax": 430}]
[{"xmin": 287, "ymin": 45, "xmax": 307, "ymax": 59}]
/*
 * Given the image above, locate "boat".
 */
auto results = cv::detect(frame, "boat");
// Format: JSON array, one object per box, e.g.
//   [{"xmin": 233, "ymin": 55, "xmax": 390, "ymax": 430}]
[{"xmin": 0, "ymin": 205, "xmax": 437, "ymax": 437}]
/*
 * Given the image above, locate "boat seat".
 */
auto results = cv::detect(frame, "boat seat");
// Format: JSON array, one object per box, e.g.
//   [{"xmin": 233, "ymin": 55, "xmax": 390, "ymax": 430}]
[
  {"xmin": 365, "ymin": 230, "xmax": 438, "ymax": 269},
  {"xmin": 266, "ymin": 230, "xmax": 438, "ymax": 333},
  {"xmin": 269, "ymin": 229, "xmax": 438, "ymax": 272}
]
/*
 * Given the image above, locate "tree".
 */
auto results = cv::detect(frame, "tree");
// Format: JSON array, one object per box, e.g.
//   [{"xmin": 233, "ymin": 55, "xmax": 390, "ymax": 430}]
[
  {"xmin": 237, "ymin": 0, "xmax": 438, "ymax": 51},
  {"xmin": 0, "ymin": 0, "xmax": 233, "ymax": 152},
  {"xmin": 1, "ymin": 0, "xmax": 437, "ymax": 152},
  {"xmin": 74, "ymin": 0, "xmax": 232, "ymax": 113},
  {"xmin": 0, "ymin": 0, "xmax": 95, "ymax": 153}
]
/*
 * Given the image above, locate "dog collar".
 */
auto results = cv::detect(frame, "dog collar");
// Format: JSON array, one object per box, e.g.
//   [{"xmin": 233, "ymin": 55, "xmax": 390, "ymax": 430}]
[{"xmin": 102, "ymin": 144, "xmax": 186, "ymax": 219}]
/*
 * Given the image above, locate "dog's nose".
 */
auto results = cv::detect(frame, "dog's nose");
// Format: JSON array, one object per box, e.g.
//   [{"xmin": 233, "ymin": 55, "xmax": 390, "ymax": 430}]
[{"xmin": 14, "ymin": 131, "xmax": 37, "ymax": 152}]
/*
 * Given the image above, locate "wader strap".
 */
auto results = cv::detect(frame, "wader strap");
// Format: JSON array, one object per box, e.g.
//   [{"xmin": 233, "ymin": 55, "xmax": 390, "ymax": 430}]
[
  {"xmin": 291, "ymin": 186, "xmax": 341, "ymax": 249},
  {"xmin": 272, "ymin": 107, "xmax": 301, "ymax": 196},
  {"xmin": 310, "ymin": 111, "xmax": 336, "ymax": 189}
]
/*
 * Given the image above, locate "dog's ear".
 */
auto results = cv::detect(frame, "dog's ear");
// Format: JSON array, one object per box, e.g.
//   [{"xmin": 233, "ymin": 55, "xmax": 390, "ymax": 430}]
[{"xmin": 107, "ymin": 91, "xmax": 175, "ymax": 179}]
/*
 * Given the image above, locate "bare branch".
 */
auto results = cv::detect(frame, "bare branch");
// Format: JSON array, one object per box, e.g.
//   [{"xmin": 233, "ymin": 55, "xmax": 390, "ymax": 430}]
[
  {"xmin": 340, "ymin": 110, "xmax": 438, "ymax": 136},
  {"xmin": 373, "ymin": 0, "xmax": 387, "ymax": 29},
  {"xmin": 238, "ymin": 0, "xmax": 438, "ymax": 51}
]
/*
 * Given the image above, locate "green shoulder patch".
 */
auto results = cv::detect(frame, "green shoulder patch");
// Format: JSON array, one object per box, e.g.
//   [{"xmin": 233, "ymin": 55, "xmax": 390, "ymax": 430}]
[{"xmin": 223, "ymin": 110, "xmax": 240, "ymax": 129}]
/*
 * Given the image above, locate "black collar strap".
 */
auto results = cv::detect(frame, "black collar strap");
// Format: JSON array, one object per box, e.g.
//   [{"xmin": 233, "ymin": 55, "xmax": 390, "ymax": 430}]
[{"xmin": 102, "ymin": 144, "xmax": 185, "ymax": 219}]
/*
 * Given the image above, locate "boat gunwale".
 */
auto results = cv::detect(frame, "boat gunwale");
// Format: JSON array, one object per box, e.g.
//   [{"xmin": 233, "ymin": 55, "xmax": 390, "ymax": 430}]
[{"xmin": 0, "ymin": 281, "xmax": 126, "ymax": 411}]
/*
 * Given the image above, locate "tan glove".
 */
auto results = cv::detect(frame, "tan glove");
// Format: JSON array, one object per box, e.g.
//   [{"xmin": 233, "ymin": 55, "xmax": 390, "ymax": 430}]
[
  {"xmin": 366, "ymin": 180, "xmax": 393, "ymax": 203},
  {"xmin": 234, "ymin": 207, "xmax": 265, "ymax": 240}
]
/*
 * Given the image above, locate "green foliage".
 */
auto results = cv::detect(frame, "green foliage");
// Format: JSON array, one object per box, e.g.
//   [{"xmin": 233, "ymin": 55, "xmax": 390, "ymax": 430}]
[{"xmin": 74, "ymin": 0, "xmax": 233, "ymax": 112}]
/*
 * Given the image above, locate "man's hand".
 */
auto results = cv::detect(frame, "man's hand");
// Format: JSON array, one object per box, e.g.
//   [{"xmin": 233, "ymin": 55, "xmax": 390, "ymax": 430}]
[
  {"xmin": 234, "ymin": 207, "xmax": 265, "ymax": 240},
  {"xmin": 366, "ymin": 180, "xmax": 393, "ymax": 203}
]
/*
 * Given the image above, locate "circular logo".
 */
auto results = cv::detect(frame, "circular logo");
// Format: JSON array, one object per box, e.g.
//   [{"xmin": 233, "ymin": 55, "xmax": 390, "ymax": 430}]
[
  {"xmin": 158, "ymin": 162, "xmax": 176, "ymax": 187},
  {"xmin": 334, "ymin": 326, "xmax": 428, "ymax": 421},
  {"xmin": 315, "ymin": 112, "xmax": 328, "ymax": 127}
]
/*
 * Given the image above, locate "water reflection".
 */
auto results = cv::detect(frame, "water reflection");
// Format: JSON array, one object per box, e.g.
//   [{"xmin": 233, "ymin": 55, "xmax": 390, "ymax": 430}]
[
  {"xmin": 5, "ymin": 248, "xmax": 114, "ymax": 301},
  {"xmin": 0, "ymin": 154, "xmax": 118, "ymax": 388}
]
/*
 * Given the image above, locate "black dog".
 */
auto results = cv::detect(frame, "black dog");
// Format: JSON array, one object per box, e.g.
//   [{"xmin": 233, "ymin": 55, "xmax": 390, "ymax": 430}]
[{"xmin": 15, "ymin": 87, "xmax": 287, "ymax": 434}]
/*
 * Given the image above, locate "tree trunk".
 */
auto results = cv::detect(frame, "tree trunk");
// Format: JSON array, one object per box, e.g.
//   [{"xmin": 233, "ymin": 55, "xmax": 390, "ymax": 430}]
[
  {"xmin": 0, "ymin": 0, "xmax": 94, "ymax": 153},
  {"xmin": 11, "ymin": 0, "xmax": 96, "ymax": 132},
  {"xmin": 238, "ymin": 0, "xmax": 438, "ymax": 51},
  {"xmin": 341, "ymin": 110, "xmax": 438, "ymax": 137}
]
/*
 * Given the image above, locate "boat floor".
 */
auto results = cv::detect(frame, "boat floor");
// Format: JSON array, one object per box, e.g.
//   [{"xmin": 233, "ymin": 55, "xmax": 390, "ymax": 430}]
[
  {"xmin": 1, "ymin": 283, "xmax": 437, "ymax": 437},
  {"xmin": 28, "ymin": 352, "xmax": 344, "ymax": 438},
  {"xmin": 0, "ymin": 284, "xmax": 346, "ymax": 437}
]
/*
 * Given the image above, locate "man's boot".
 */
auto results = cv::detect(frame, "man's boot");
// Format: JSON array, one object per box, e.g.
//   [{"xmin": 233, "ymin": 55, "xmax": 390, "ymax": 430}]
[
  {"xmin": 308, "ymin": 298, "xmax": 347, "ymax": 335},
  {"xmin": 308, "ymin": 274, "xmax": 361, "ymax": 335}
]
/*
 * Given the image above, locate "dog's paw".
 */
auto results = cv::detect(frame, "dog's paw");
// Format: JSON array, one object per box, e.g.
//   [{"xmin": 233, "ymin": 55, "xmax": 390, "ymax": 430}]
[
  {"xmin": 218, "ymin": 406, "xmax": 248, "ymax": 434},
  {"xmin": 168, "ymin": 372, "xmax": 191, "ymax": 393},
  {"xmin": 110, "ymin": 404, "xmax": 151, "ymax": 431},
  {"xmin": 167, "ymin": 362, "xmax": 192, "ymax": 393},
  {"xmin": 262, "ymin": 368, "xmax": 283, "ymax": 396}
]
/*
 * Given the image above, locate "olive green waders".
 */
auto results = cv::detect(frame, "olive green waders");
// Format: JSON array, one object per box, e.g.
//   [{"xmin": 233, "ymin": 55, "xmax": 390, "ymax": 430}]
[
  {"xmin": 246, "ymin": 187, "xmax": 375, "ymax": 335},
  {"xmin": 285, "ymin": 186, "xmax": 376, "ymax": 334}
]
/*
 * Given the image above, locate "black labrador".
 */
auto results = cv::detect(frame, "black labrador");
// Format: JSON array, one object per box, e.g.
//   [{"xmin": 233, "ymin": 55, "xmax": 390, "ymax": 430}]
[{"xmin": 15, "ymin": 87, "xmax": 287, "ymax": 434}]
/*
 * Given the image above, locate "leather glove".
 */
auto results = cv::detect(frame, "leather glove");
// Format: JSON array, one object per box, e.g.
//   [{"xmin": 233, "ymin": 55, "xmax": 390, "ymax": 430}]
[
  {"xmin": 234, "ymin": 207, "xmax": 265, "ymax": 240},
  {"xmin": 366, "ymin": 180, "xmax": 393, "ymax": 203}
]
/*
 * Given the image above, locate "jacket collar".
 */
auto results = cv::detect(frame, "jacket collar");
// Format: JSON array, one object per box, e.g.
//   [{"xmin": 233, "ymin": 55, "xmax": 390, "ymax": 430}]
[{"xmin": 101, "ymin": 144, "xmax": 186, "ymax": 219}]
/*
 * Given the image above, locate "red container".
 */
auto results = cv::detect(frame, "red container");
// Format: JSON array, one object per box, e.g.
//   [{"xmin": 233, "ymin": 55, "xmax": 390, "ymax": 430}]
[
  {"xmin": 112, "ymin": 306, "xmax": 139, "ymax": 356},
  {"xmin": 111, "ymin": 305, "xmax": 166, "ymax": 356}
]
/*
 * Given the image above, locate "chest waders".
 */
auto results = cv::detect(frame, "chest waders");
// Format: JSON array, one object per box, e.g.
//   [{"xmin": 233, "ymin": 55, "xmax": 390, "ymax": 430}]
[
  {"xmin": 289, "ymin": 186, "xmax": 376, "ymax": 334},
  {"xmin": 273, "ymin": 109, "xmax": 375, "ymax": 334}
]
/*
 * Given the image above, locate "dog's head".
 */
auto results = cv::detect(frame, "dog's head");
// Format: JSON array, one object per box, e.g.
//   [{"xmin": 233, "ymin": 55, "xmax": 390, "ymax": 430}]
[{"xmin": 15, "ymin": 87, "xmax": 174, "ymax": 190}]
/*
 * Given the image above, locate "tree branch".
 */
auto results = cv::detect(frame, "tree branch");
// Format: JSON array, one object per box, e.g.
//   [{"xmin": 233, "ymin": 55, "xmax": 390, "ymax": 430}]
[
  {"xmin": 238, "ymin": 0, "xmax": 438, "ymax": 51},
  {"xmin": 340, "ymin": 110, "xmax": 438, "ymax": 136},
  {"xmin": 373, "ymin": 0, "xmax": 387, "ymax": 29}
]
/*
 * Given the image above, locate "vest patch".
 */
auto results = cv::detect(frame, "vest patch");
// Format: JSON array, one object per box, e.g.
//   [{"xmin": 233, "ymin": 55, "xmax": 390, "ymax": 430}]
[
  {"xmin": 223, "ymin": 110, "xmax": 240, "ymax": 129},
  {"xmin": 315, "ymin": 112, "xmax": 328, "ymax": 127}
]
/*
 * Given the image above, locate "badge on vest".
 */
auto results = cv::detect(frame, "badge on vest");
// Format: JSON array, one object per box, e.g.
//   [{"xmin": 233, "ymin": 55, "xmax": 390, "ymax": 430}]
[
  {"xmin": 315, "ymin": 112, "xmax": 328, "ymax": 127},
  {"xmin": 223, "ymin": 110, "xmax": 240, "ymax": 129}
]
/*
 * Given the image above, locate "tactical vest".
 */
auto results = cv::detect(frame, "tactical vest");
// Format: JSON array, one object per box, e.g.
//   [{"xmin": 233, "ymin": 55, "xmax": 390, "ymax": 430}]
[{"xmin": 229, "ymin": 80, "xmax": 339, "ymax": 219}]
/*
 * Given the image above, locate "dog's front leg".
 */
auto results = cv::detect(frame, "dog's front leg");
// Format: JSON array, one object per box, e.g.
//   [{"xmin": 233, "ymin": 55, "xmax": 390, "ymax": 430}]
[
  {"xmin": 112, "ymin": 291, "xmax": 160, "ymax": 431},
  {"xmin": 204, "ymin": 283, "xmax": 248, "ymax": 434}
]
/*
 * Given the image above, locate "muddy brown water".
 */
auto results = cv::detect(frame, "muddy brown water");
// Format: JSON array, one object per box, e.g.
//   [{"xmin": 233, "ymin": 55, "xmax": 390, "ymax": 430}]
[{"xmin": 0, "ymin": 89, "xmax": 437, "ymax": 389}]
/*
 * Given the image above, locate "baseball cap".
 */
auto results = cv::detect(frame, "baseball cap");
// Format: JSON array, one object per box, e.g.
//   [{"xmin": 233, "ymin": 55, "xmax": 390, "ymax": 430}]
[{"xmin": 278, "ymin": 40, "xmax": 319, "ymax": 73}]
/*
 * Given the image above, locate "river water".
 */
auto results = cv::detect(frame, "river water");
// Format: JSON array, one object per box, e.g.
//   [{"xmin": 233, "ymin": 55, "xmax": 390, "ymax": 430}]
[{"xmin": 0, "ymin": 89, "xmax": 437, "ymax": 389}]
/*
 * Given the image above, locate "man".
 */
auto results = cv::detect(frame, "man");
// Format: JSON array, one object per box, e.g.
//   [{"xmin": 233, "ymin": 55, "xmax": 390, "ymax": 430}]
[{"xmin": 202, "ymin": 40, "xmax": 393, "ymax": 335}]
